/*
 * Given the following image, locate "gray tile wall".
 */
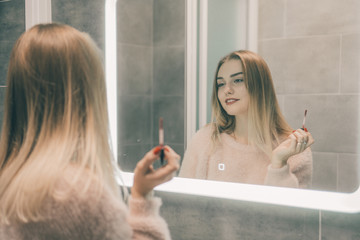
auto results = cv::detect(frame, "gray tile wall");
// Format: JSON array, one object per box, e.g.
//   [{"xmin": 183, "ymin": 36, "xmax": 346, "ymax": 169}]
[
  {"xmin": 258, "ymin": 0, "xmax": 360, "ymax": 193},
  {"xmin": 117, "ymin": 0, "xmax": 185, "ymax": 172},
  {"xmin": 157, "ymin": 191, "xmax": 360, "ymax": 240},
  {"xmin": 2, "ymin": 1, "xmax": 359, "ymax": 239},
  {"xmin": 116, "ymin": 0, "xmax": 154, "ymax": 172},
  {"xmin": 52, "ymin": 0, "xmax": 105, "ymax": 52},
  {"xmin": 0, "ymin": 0, "xmax": 25, "ymax": 131}
]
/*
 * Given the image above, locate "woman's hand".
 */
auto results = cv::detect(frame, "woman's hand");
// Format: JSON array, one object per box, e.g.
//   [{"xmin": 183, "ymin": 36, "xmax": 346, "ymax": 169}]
[
  {"xmin": 271, "ymin": 129, "xmax": 314, "ymax": 168},
  {"xmin": 131, "ymin": 145, "xmax": 180, "ymax": 199}
]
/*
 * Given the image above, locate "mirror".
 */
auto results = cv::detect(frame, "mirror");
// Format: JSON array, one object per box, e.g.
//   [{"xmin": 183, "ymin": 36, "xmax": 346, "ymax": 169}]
[
  {"xmin": 114, "ymin": 0, "xmax": 185, "ymax": 172},
  {"xmin": 184, "ymin": 0, "xmax": 360, "ymax": 193},
  {"xmin": 106, "ymin": 0, "xmax": 360, "ymax": 212}
]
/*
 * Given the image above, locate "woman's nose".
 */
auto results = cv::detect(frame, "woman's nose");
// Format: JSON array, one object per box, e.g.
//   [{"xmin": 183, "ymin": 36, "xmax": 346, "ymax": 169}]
[{"xmin": 224, "ymin": 85, "xmax": 233, "ymax": 95}]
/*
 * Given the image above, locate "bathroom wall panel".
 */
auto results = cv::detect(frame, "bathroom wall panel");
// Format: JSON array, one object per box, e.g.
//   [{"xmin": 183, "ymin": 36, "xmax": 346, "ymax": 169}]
[
  {"xmin": 258, "ymin": 0, "xmax": 285, "ymax": 39},
  {"xmin": 341, "ymin": 33, "xmax": 360, "ymax": 93},
  {"xmin": 117, "ymin": 0, "xmax": 153, "ymax": 46},
  {"xmin": 153, "ymin": 0, "xmax": 185, "ymax": 47},
  {"xmin": 0, "ymin": 0, "xmax": 25, "ymax": 86},
  {"xmin": 259, "ymin": 35, "xmax": 341, "ymax": 95},
  {"xmin": 284, "ymin": 95, "xmax": 359, "ymax": 153},
  {"xmin": 118, "ymin": 143, "xmax": 152, "ymax": 172},
  {"xmin": 0, "ymin": 0, "xmax": 24, "ymax": 135},
  {"xmin": 117, "ymin": 44, "xmax": 153, "ymax": 95},
  {"xmin": 286, "ymin": 0, "xmax": 360, "ymax": 36},
  {"xmin": 153, "ymin": 46, "xmax": 185, "ymax": 96},
  {"xmin": 52, "ymin": 0, "xmax": 105, "ymax": 52},
  {"xmin": 337, "ymin": 153, "xmax": 359, "ymax": 193},
  {"xmin": 152, "ymin": 0, "xmax": 185, "ymax": 158},
  {"xmin": 312, "ymin": 152, "xmax": 338, "ymax": 192},
  {"xmin": 157, "ymin": 191, "xmax": 319, "ymax": 240},
  {"xmin": 0, "ymin": 41, "xmax": 11, "ymax": 86},
  {"xmin": 0, "ymin": 0, "xmax": 25, "ymax": 43},
  {"xmin": 118, "ymin": 95, "xmax": 152, "ymax": 145},
  {"xmin": 259, "ymin": 0, "xmax": 360, "ymax": 194},
  {"xmin": 321, "ymin": 210, "xmax": 360, "ymax": 240}
]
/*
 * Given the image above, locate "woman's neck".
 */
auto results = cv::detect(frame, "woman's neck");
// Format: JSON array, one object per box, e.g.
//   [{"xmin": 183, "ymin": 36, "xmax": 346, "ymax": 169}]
[{"xmin": 232, "ymin": 115, "xmax": 249, "ymax": 144}]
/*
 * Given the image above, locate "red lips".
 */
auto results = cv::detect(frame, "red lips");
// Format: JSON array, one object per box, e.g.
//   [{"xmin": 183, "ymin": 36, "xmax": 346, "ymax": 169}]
[{"xmin": 225, "ymin": 98, "xmax": 239, "ymax": 105}]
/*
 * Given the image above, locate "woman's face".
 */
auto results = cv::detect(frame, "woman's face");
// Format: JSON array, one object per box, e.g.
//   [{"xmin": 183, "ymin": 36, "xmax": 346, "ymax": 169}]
[{"xmin": 216, "ymin": 60, "xmax": 250, "ymax": 117}]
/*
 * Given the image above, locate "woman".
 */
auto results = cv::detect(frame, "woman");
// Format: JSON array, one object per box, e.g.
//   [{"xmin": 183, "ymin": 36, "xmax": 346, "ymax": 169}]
[
  {"xmin": 0, "ymin": 23, "xmax": 180, "ymax": 239},
  {"xmin": 179, "ymin": 50, "xmax": 314, "ymax": 188}
]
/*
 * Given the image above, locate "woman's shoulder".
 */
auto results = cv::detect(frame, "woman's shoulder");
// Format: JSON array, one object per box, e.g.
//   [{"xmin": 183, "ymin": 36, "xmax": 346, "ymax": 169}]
[
  {"xmin": 43, "ymin": 167, "xmax": 131, "ymax": 238},
  {"xmin": 195, "ymin": 123, "xmax": 215, "ymax": 138},
  {"xmin": 55, "ymin": 166, "xmax": 121, "ymax": 204},
  {"xmin": 187, "ymin": 123, "xmax": 215, "ymax": 147}
]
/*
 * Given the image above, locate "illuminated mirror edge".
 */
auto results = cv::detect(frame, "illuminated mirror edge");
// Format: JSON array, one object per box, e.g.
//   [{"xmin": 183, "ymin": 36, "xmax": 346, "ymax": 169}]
[{"xmin": 105, "ymin": 0, "xmax": 360, "ymax": 213}]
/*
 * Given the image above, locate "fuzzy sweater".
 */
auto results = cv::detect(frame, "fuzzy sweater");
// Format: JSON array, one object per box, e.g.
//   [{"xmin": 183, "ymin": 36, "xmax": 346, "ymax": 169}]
[
  {"xmin": 179, "ymin": 124, "xmax": 312, "ymax": 188},
  {"xmin": 0, "ymin": 169, "xmax": 171, "ymax": 240}
]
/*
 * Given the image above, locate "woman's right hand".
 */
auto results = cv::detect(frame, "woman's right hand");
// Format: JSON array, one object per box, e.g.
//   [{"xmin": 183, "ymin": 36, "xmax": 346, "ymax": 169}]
[
  {"xmin": 131, "ymin": 145, "xmax": 180, "ymax": 199},
  {"xmin": 271, "ymin": 128, "xmax": 314, "ymax": 168}
]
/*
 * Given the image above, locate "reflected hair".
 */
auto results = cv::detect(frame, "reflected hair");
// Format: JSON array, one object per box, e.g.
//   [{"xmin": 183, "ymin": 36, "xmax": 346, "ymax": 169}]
[
  {"xmin": 211, "ymin": 50, "xmax": 292, "ymax": 155},
  {"xmin": 0, "ymin": 23, "xmax": 121, "ymax": 223}
]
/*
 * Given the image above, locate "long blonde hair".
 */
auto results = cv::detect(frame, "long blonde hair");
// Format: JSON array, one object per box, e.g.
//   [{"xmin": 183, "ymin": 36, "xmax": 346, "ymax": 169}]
[
  {"xmin": 0, "ymin": 23, "xmax": 118, "ymax": 223},
  {"xmin": 211, "ymin": 50, "xmax": 292, "ymax": 155}
]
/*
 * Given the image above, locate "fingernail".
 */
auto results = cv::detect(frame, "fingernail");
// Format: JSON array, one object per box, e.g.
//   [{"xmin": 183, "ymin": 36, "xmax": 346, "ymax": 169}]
[
  {"xmin": 304, "ymin": 127, "xmax": 308, "ymax": 132},
  {"xmin": 292, "ymin": 130, "xmax": 296, "ymax": 133},
  {"xmin": 153, "ymin": 146, "xmax": 162, "ymax": 154},
  {"xmin": 164, "ymin": 146, "xmax": 170, "ymax": 152}
]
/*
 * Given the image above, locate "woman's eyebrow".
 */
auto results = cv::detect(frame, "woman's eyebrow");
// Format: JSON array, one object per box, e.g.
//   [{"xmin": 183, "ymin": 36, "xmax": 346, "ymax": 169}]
[
  {"xmin": 230, "ymin": 72, "xmax": 243, "ymax": 77},
  {"xmin": 216, "ymin": 72, "xmax": 243, "ymax": 80}
]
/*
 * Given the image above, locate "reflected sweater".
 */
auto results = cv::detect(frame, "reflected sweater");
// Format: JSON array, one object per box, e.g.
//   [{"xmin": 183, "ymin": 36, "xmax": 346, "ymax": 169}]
[
  {"xmin": 0, "ymin": 169, "xmax": 171, "ymax": 240},
  {"xmin": 179, "ymin": 124, "xmax": 312, "ymax": 188}
]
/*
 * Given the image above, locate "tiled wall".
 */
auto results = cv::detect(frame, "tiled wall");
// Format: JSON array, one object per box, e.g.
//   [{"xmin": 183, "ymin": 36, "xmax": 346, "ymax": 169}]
[
  {"xmin": 157, "ymin": 190, "xmax": 360, "ymax": 240},
  {"xmin": 0, "ymin": 0, "xmax": 25, "ymax": 130},
  {"xmin": 116, "ymin": 0, "xmax": 185, "ymax": 172},
  {"xmin": 258, "ymin": 0, "xmax": 360, "ymax": 193},
  {"xmin": 2, "ymin": 1, "xmax": 360, "ymax": 239}
]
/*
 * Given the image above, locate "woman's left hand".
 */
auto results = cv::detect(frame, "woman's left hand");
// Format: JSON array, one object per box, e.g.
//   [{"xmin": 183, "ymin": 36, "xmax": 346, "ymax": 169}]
[
  {"xmin": 271, "ymin": 128, "xmax": 314, "ymax": 168},
  {"xmin": 131, "ymin": 145, "xmax": 181, "ymax": 199}
]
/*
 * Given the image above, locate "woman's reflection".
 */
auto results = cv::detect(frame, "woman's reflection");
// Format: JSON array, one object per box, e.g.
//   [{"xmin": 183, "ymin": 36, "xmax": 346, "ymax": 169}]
[{"xmin": 179, "ymin": 50, "xmax": 314, "ymax": 188}]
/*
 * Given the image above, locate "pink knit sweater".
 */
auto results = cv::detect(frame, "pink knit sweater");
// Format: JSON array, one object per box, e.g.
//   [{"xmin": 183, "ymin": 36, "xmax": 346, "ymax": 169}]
[
  {"xmin": 0, "ymin": 169, "xmax": 171, "ymax": 240},
  {"xmin": 179, "ymin": 124, "xmax": 312, "ymax": 188}
]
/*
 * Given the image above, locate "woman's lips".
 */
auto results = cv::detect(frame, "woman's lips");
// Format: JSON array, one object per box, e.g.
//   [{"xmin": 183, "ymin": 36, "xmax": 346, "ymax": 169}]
[{"xmin": 225, "ymin": 98, "xmax": 239, "ymax": 105}]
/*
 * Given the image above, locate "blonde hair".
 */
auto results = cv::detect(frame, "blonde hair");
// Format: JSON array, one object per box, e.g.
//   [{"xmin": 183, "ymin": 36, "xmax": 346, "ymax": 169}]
[
  {"xmin": 0, "ymin": 23, "xmax": 119, "ymax": 223},
  {"xmin": 211, "ymin": 50, "xmax": 292, "ymax": 155}
]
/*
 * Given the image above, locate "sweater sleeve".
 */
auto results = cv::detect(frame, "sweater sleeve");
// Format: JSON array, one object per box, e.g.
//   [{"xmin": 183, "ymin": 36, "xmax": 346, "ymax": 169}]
[
  {"xmin": 127, "ymin": 196, "xmax": 171, "ymax": 240},
  {"xmin": 264, "ymin": 147, "xmax": 313, "ymax": 188},
  {"xmin": 287, "ymin": 147, "xmax": 313, "ymax": 188},
  {"xmin": 264, "ymin": 164, "xmax": 299, "ymax": 188}
]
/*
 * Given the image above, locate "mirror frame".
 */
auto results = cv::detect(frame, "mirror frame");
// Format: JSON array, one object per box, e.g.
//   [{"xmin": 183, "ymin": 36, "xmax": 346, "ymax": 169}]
[{"xmin": 106, "ymin": 0, "xmax": 360, "ymax": 213}]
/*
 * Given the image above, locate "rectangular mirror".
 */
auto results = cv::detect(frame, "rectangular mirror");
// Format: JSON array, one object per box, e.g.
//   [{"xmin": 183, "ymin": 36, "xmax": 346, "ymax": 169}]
[
  {"xmin": 194, "ymin": 0, "xmax": 360, "ymax": 193},
  {"xmin": 106, "ymin": 0, "xmax": 360, "ymax": 213}
]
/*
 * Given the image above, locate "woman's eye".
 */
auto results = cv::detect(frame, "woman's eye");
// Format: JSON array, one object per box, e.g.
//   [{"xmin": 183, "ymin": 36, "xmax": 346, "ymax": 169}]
[
  {"xmin": 234, "ymin": 79, "xmax": 244, "ymax": 83},
  {"xmin": 217, "ymin": 82, "xmax": 225, "ymax": 87}
]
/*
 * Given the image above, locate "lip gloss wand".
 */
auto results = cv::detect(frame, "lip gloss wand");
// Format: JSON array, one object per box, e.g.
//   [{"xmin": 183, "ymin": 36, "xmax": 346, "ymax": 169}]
[
  {"xmin": 159, "ymin": 117, "xmax": 165, "ymax": 165},
  {"xmin": 302, "ymin": 109, "xmax": 308, "ymax": 132}
]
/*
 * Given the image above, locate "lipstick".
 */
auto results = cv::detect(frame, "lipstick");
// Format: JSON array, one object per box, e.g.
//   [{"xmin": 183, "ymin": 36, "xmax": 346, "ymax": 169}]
[
  {"xmin": 159, "ymin": 117, "xmax": 165, "ymax": 165},
  {"xmin": 301, "ymin": 109, "xmax": 308, "ymax": 132}
]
